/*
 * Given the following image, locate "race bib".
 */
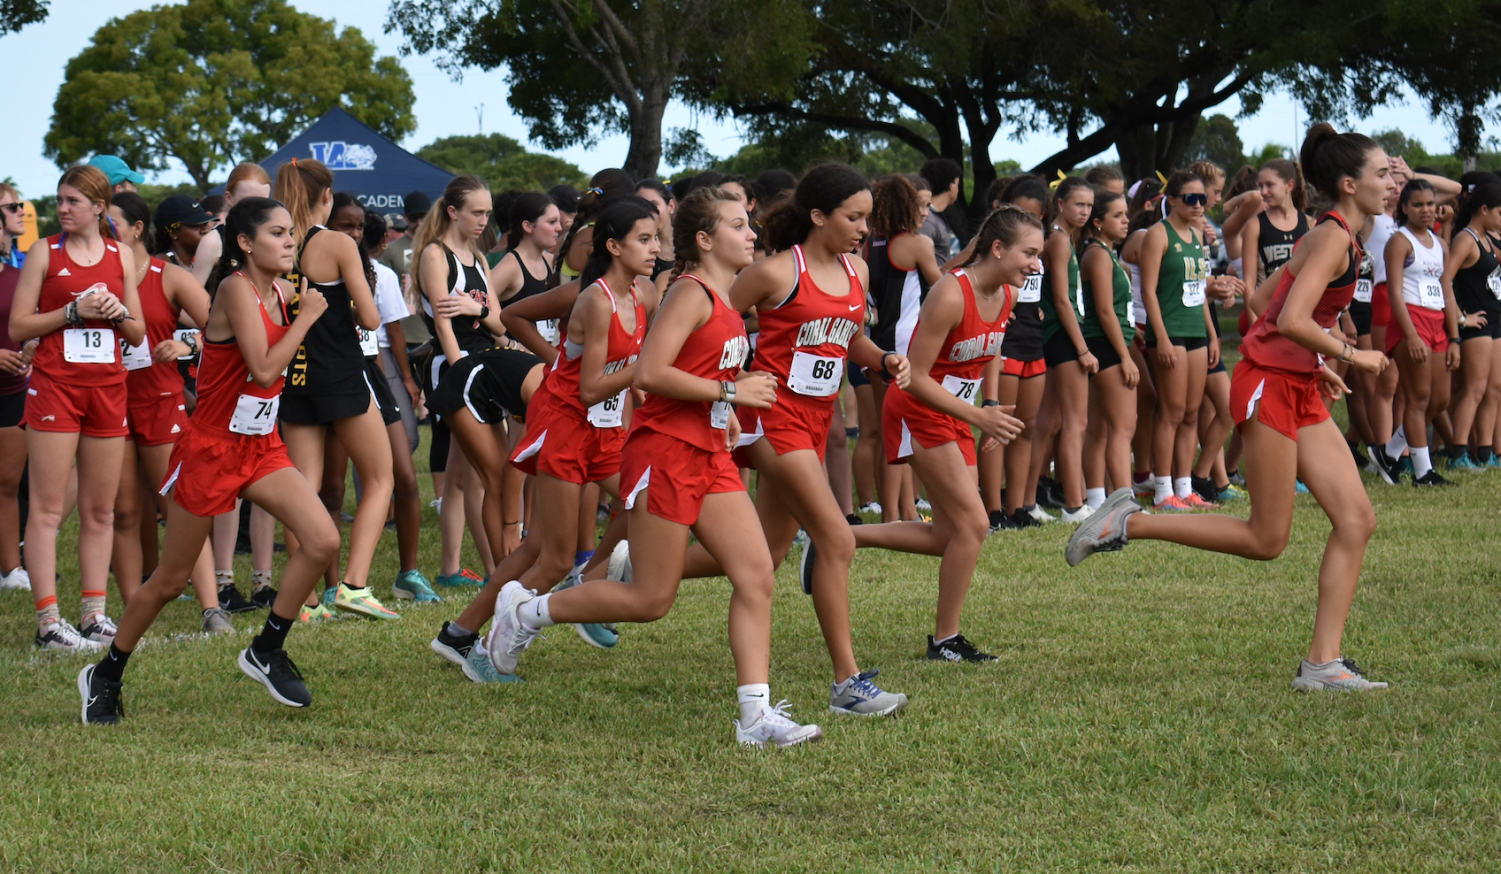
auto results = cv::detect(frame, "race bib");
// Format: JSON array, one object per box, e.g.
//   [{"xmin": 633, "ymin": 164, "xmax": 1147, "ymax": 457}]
[
  {"xmin": 1355, "ymin": 279, "xmax": 1373, "ymax": 303},
  {"xmin": 941, "ymin": 374, "xmax": 980, "ymax": 402},
  {"xmin": 587, "ymin": 389, "xmax": 626, "ymax": 428},
  {"xmin": 229, "ymin": 393, "xmax": 279, "ymax": 435},
  {"xmin": 1488, "ymin": 275, "xmax": 1501, "ymax": 300},
  {"xmin": 63, "ymin": 328, "xmax": 114, "ymax": 364},
  {"xmin": 121, "ymin": 340, "xmax": 153, "ymax": 371},
  {"xmin": 788, "ymin": 351, "xmax": 843, "ymax": 397},
  {"xmin": 710, "ymin": 400, "xmax": 731, "ymax": 430},
  {"xmin": 1181, "ymin": 280, "xmax": 1206, "ymax": 308},
  {"xmin": 358, "ymin": 326, "xmax": 378, "ymax": 357},
  {"xmin": 1127, "ymin": 305, "xmax": 1137, "ymax": 327},
  {"xmin": 537, "ymin": 319, "xmax": 560, "ymax": 345},
  {"xmin": 1418, "ymin": 278, "xmax": 1444, "ymax": 310},
  {"xmin": 1018, "ymin": 271, "xmax": 1043, "ymax": 303}
]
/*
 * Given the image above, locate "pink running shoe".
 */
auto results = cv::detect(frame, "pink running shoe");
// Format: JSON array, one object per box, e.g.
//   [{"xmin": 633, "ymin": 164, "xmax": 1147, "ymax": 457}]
[
  {"xmin": 1152, "ymin": 495, "xmax": 1191, "ymax": 512},
  {"xmin": 1180, "ymin": 492, "xmax": 1218, "ymax": 510}
]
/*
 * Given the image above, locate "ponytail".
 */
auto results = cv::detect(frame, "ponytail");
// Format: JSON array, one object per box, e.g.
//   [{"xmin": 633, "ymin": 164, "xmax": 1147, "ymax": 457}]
[
  {"xmin": 760, "ymin": 163, "xmax": 870, "ymax": 253},
  {"xmin": 670, "ymin": 186, "xmax": 741, "ymax": 281},
  {"xmin": 210, "ymin": 196, "xmax": 284, "ymax": 300},
  {"xmin": 271, "ymin": 158, "xmax": 333, "ymax": 243},
  {"xmin": 579, "ymin": 196, "xmax": 658, "ymax": 291}
]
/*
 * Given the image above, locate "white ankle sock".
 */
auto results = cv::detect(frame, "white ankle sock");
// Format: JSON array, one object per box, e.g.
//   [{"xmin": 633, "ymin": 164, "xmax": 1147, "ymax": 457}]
[
  {"xmin": 1174, "ymin": 477, "xmax": 1192, "ymax": 499},
  {"xmin": 1386, "ymin": 425, "xmax": 1408, "ymax": 457},
  {"xmin": 520, "ymin": 594, "xmax": 555, "ymax": 630},
  {"xmin": 736, "ymin": 683, "xmax": 770, "ymax": 724},
  {"xmin": 1411, "ymin": 446, "xmax": 1432, "ymax": 478},
  {"xmin": 1154, "ymin": 476, "xmax": 1173, "ymax": 503},
  {"xmin": 1085, "ymin": 487, "xmax": 1106, "ymax": 509}
]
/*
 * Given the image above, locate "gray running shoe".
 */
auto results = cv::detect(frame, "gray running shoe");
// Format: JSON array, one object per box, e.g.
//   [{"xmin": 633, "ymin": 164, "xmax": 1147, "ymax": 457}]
[
  {"xmin": 1291, "ymin": 657, "xmax": 1389, "ymax": 691},
  {"xmin": 485, "ymin": 581, "xmax": 541, "ymax": 676},
  {"xmin": 1066, "ymin": 487, "xmax": 1142, "ymax": 567},
  {"xmin": 735, "ymin": 700, "xmax": 823, "ymax": 748},
  {"xmin": 829, "ymin": 669, "xmax": 908, "ymax": 717},
  {"xmin": 201, "ymin": 607, "xmax": 235, "ymax": 635}
]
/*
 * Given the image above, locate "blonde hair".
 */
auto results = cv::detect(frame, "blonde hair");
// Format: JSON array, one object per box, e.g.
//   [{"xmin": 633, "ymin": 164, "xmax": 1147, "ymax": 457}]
[
  {"xmin": 226, "ymin": 162, "xmax": 271, "ymax": 199},
  {"xmin": 271, "ymin": 158, "xmax": 333, "ymax": 242},
  {"xmin": 412, "ymin": 174, "xmax": 489, "ymax": 262}
]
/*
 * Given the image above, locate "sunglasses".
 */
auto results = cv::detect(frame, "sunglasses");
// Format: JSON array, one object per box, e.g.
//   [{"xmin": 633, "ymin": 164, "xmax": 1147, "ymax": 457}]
[
  {"xmin": 0, "ymin": 203, "xmax": 23, "ymax": 214},
  {"xmin": 1179, "ymin": 193, "xmax": 1208, "ymax": 208}
]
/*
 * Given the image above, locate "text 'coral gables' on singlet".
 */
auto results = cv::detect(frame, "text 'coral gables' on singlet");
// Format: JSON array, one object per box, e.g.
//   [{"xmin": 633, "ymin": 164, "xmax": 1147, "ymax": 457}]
[
  {"xmin": 631, "ymin": 274, "xmax": 750, "ymax": 453},
  {"xmin": 1241, "ymin": 212, "xmax": 1361, "ymax": 376},
  {"xmin": 750, "ymin": 244, "xmax": 865, "ymax": 403},
  {"xmin": 124, "ymin": 258, "xmax": 186, "ymax": 402},
  {"xmin": 925, "ymin": 269, "xmax": 1011, "ymax": 390},
  {"xmin": 194, "ymin": 274, "xmax": 290, "ymax": 436},
  {"xmin": 537, "ymin": 277, "xmax": 646, "ymax": 428},
  {"xmin": 34, "ymin": 233, "xmax": 126, "ymax": 385}
]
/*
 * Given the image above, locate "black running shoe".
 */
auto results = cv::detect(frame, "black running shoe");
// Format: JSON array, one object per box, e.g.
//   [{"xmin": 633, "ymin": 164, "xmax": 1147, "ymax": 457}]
[
  {"xmin": 237, "ymin": 647, "xmax": 312, "ymax": 707},
  {"xmin": 430, "ymin": 621, "xmax": 479, "ymax": 666},
  {"xmin": 988, "ymin": 508, "xmax": 1017, "ymax": 533},
  {"xmin": 1370, "ymin": 446, "xmax": 1403, "ymax": 485},
  {"xmin": 1346, "ymin": 440, "xmax": 1365, "ymax": 469},
  {"xmin": 1191, "ymin": 476, "xmax": 1218, "ymax": 504},
  {"xmin": 799, "ymin": 539, "xmax": 817, "ymax": 595},
  {"xmin": 219, "ymin": 583, "xmax": 260, "ymax": 613},
  {"xmin": 1010, "ymin": 508, "xmax": 1038, "ymax": 529},
  {"xmin": 845, "ymin": 513, "xmax": 864, "ymax": 526},
  {"xmin": 926, "ymin": 634, "xmax": 998, "ymax": 663},
  {"xmin": 249, "ymin": 585, "xmax": 278, "ymax": 609},
  {"xmin": 1039, "ymin": 476, "xmax": 1066, "ymax": 510},
  {"xmin": 78, "ymin": 663, "xmax": 123, "ymax": 725},
  {"xmin": 1412, "ymin": 469, "xmax": 1458, "ymax": 487}
]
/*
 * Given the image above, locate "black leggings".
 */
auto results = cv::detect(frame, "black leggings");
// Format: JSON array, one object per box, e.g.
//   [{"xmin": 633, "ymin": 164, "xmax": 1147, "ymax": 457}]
[{"xmin": 430, "ymin": 417, "xmax": 451, "ymax": 473}]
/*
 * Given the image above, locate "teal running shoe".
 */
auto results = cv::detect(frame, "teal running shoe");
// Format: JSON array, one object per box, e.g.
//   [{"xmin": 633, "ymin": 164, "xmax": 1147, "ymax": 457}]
[
  {"xmin": 1399, "ymin": 455, "xmax": 1414, "ymax": 477},
  {"xmin": 463, "ymin": 640, "xmax": 524, "ymax": 684},
  {"xmin": 435, "ymin": 569, "xmax": 485, "ymax": 588},
  {"xmin": 1448, "ymin": 451, "xmax": 1482, "ymax": 472},
  {"xmin": 1217, "ymin": 484, "xmax": 1247, "ymax": 502},
  {"xmin": 321, "ymin": 585, "xmax": 336, "ymax": 607},
  {"xmin": 1294, "ymin": 480, "xmax": 1309, "ymax": 494},
  {"xmin": 393, "ymin": 570, "xmax": 441, "ymax": 603},
  {"xmin": 1489, "ymin": 453, "xmax": 1501, "ymax": 469},
  {"xmin": 552, "ymin": 572, "xmax": 618, "ymax": 649}
]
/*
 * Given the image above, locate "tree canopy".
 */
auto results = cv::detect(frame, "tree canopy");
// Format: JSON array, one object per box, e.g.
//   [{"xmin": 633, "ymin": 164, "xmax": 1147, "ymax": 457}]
[
  {"xmin": 46, "ymin": 0, "xmax": 415, "ymax": 192},
  {"xmin": 416, "ymin": 134, "xmax": 586, "ymax": 191},
  {"xmin": 1, "ymin": 0, "xmax": 46, "ymax": 34}
]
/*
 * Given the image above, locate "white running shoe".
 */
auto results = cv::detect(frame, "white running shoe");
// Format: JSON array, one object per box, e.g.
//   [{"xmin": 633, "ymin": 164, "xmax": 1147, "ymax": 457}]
[
  {"xmin": 858, "ymin": 502, "xmax": 882, "ymax": 516},
  {"xmin": 79, "ymin": 614, "xmax": 118, "ymax": 644},
  {"xmin": 607, "ymin": 540, "xmax": 633, "ymax": 582},
  {"xmin": 735, "ymin": 701, "xmax": 823, "ymax": 749},
  {"xmin": 485, "ymin": 581, "xmax": 540, "ymax": 676},
  {"xmin": 36, "ymin": 619, "xmax": 104, "ymax": 653},
  {"xmin": 916, "ymin": 498, "xmax": 933, "ymax": 512},
  {"xmin": 1291, "ymin": 657, "xmax": 1389, "ymax": 691},
  {"xmin": 0, "ymin": 567, "xmax": 31, "ymax": 591},
  {"xmin": 1060, "ymin": 505, "xmax": 1094, "ymax": 523},
  {"xmin": 1026, "ymin": 505, "xmax": 1057, "ymax": 524}
]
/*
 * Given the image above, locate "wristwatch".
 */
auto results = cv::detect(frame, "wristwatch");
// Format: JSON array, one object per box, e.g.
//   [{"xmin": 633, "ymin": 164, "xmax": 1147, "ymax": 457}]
[{"xmin": 720, "ymin": 380, "xmax": 737, "ymax": 403}]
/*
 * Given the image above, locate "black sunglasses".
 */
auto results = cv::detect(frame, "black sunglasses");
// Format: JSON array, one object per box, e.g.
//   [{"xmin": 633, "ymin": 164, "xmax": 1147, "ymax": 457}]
[
  {"xmin": 1180, "ymin": 193, "xmax": 1208, "ymax": 208},
  {"xmin": 0, "ymin": 203, "xmax": 23, "ymax": 214}
]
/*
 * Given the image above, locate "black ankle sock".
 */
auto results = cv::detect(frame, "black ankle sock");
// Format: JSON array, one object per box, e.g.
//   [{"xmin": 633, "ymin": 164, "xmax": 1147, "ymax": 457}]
[
  {"xmin": 1480, "ymin": 446, "xmax": 1493, "ymax": 463},
  {"xmin": 96, "ymin": 643, "xmax": 131, "ymax": 683},
  {"xmin": 252, "ymin": 609, "xmax": 295, "ymax": 654},
  {"xmin": 341, "ymin": 582, "xmax": 365, "ymax": 591}
]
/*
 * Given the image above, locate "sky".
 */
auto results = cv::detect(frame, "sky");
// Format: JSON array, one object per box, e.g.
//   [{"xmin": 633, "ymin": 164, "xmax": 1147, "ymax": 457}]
[{"xmin": 0, "ymin": 0, "xmax": 1486, "ymax": 198}]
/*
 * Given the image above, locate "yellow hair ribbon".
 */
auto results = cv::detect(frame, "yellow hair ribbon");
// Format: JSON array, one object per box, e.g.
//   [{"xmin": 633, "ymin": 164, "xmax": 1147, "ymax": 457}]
[
  {"xmin": 1155, "ymin": 170, "xmax": 1169, "ymax": 188},
  {"xmin": 1049, "ymin": 169, "xmax": 1067, "ymax": 191}
]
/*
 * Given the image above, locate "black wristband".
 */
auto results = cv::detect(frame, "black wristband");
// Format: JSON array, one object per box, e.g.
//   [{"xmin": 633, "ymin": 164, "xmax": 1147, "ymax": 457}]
[
  {"xmin": 478, "ymin": 304, "xmax": 491, "ymax": 321},
  {"xmin": 880, "ymin": 351, "xmax": 897, "ymax": 377},
  {"xmin": 982, "ymin": 399, "xmax": 1001, "ymax": 408}
]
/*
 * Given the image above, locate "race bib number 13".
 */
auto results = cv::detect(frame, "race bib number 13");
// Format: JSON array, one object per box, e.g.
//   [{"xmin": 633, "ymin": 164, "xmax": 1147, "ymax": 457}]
[{"xmin": 63, "ymin": 328, "xmax": 115, "ymax": 364}]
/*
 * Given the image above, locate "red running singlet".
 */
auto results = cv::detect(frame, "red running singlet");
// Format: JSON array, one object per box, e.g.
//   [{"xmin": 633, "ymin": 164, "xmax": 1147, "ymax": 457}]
[
  {"xmin": 192, "ymin": 275, "xmax": 290, "ymax": 435},
  {"xmin": 532, "ymin": 277, "xmax": 646, "ymax": 426},
  {"xmin": 124, "ymin": 258, "xmax": 186, "ymax": 402},
  {"xmin": 1240, "ymin": 211, "xmax": 1361, "ymax": 375},
  {"xmin": 748, "ymin": 244, "xmax": 865, "ymax": 406},
  {"xmin": 32, "ymin": 233, "xmax": 126, "ymax": 385},
  {"xmin": 630, "ymin": 274, "xmax": 750, "ymax": 453}
]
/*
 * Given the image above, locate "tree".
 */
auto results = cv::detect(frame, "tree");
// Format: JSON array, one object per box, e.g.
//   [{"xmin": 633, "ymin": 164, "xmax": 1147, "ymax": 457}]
[
  {"xmin": 45, "ymin": 0, "xmax": 415, "ymax": 192},
  {"xmin": 1186, "ymin": 114, "xmax": 1247, "ymax": 171},
  {"xmin": 416, "ymin": 134, "xmax": 586, "ymax": 191},
  {"xmin": 386, "ymin": 0, "xmax": 812, "ymax": 180},
  {"xmin": 1, "ymin": 0, "xmax": 46, "ymax": 34}
]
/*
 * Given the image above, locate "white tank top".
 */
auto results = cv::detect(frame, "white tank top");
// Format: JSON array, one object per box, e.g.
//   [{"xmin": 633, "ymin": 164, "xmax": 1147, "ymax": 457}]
[
  {"xmin": 1369, "ymin": 214, "xmax": 1398, "ymax": 285},
  {"xmin": 1395, "ymin": 225, "xmax": 1446, "ymax": 311}
]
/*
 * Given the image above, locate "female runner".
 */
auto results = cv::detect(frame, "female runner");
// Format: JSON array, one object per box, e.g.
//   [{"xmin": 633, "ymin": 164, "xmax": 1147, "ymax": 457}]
[
  {"xmin": 845, "ymin": 206, "xmax": 1036, "ymax": 661},
  {"xmin": 1240, "ymin": 160, "xmax": 1308, "ymax": 288},
  {"xmin": 0, "ymin": 183, "xmax": 32, "ymax": 592},
  {"xmin": 77, "ymin": 197, "xmax": 341, "ymax": 723},
  {"xmin": 865, "ymin": 174, "xmax": 941, "ymax": 522},
  {"xmin": 1077, "ymin": 189, "xmax": 1139, "ymax": 507},
  {"xmin": 1444, "ymin": 180, "xmax": 1501, "ymax": 470},
  {"xmin": 486, "ymin": 187, "xmax": 823, "ymax": 747},
  {"xmin": 489, "ymin": 192, "xmax": 561, "ymax": 347},
  {"xmin": 1033, "ymin": 177, "xmax": 1096, "ymax": 521},
  {"xmin": 1138, "ymin": 171, "xmax": 1215, "ymax": 510},
  {"xmin": 106, "ymin": 192, "xmax": 225, "ymax": 631},
  {"xmin": 11, "ymin": 165, "xmax": 146, "ymax": 651},
  {"xmin": 1069, "ymin": 124, "xmax": 1396, "ymax": 692},
  {"xmin": 273, "ymin": 160, "xmax": 398, "ymax": 619},
  {"xmin": 675, "ymin": 164, "xmax": 912, "ymax": 717},
  {"xmin": 1378, "ymin": 179, "xmax": 1460, "ymax": 487}
]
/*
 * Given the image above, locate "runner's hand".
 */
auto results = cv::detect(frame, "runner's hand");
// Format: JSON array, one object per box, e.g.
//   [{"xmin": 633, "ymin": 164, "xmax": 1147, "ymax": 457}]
[
  {"xmin": 295, "ymin": 278, "xmax": 327, "ymax": 322},
  {"xmin": 1406, "ymin": 334, "xmax": 1429, "ymax": 364},
  {"xmin": 0, "ymin": 348, "xmax": 26, "ymax": 375},
  {"xmin": 1317, "ymin": 366, "xmax": 1350, "ymax": 400},
  {"xmin": 725, "ymin": 406, "xmax": 742, "ymax": 452},
  {"xmin": 1154, "ymin": 341, "xmax": 1179, "ymax": 369},
  {"xmin": 1446, "ymin": 342, "xmax": 1461, "ymax": 371},
  {"xmin": 733, "ymin": 372, "xmax": 777, "ymax": 408},
  {"xmin": 1078, "ymin": 350, "xmax": 1099, "ymax": 375},
  {"xmin": 976, "ymin": 404, "xmax": 1023, "ymax": 444},
  {"xmin": 1120, "ymin": 355, "xmax": 1140, "ymax": 389},
  {"xmin": 884, "ymin": 353, "xmax": 912, "ymax": 388},
  {"xmin": 1351, "ymin": 349, "xmax": 1388, "ymax": 374}
]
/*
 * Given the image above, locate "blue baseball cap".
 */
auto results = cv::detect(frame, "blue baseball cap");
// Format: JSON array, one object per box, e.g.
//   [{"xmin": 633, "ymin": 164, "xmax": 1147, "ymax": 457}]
[{"xmin": 86, "ymin": 155, "xmax": 145, "ymax": 186}]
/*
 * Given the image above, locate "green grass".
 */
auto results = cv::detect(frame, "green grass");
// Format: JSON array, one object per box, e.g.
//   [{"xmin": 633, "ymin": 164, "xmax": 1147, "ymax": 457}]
[{"xmin": 3, "ymin": 424, "xmax": 1501, "ymax": 872}]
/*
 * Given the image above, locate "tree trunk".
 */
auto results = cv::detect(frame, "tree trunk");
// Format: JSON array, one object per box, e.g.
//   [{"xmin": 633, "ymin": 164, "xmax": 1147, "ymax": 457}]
[{"xmin": 625, "ymin": 80, "xmax": 669, "ymax": 180}]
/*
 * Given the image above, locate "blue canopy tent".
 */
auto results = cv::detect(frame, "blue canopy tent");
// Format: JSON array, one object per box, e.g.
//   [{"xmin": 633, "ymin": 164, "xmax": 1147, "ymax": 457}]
[{"xmin": 214, "ymin": 107, "xmax": 452, "ymax": 214}]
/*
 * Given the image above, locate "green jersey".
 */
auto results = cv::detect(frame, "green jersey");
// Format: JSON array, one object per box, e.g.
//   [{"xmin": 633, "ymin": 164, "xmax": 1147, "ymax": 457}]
[
  {"xmin": 1149, "ymin": 220, "xmax": 1208, "ymax": 340},
  {"xmin": 1039, "ymin": 230, "xmax": 1082, "ymax": 342},
  {"xmin": 1079, "ymin": 239, "xmax": 1135, "ymax": 344}
]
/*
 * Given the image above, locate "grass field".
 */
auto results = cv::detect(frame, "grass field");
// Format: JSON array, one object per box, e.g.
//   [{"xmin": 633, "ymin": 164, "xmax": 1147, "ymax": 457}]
[{"xmin": 3, "ymin": 421, "xmax": 1501, "ymax": 872}]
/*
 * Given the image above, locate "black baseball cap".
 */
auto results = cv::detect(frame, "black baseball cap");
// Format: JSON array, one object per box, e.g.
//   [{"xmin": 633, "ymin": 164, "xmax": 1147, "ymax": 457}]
[
  {"xmin": 404, "ymin": 191, "xmax": 431, "ymax": 219},
  {"xmin": 155, "ymin": 195, "xmax": 213, "ymax": 231}
]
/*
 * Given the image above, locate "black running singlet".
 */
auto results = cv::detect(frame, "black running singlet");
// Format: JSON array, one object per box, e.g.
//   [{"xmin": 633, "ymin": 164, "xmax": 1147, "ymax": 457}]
[
  {"xmin": 285, "ymin": 225, "xmax": 364, "ymax": 397},
  {"xmin": 1257, "ymin": 210, "xmax": 1309, "ymax": 277}
]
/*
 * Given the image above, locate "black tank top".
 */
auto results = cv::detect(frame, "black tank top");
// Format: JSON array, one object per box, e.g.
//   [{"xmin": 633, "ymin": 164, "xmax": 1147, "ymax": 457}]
[
  {"xmin": 866, "ymin": 234, "xmax": 929, "ymax": 352},
  {"xmin": 421, "ymin": 244, "xmax": 497, "ymax": 356},
  {"xmin": 1001, "ymin": 270, "xmax": 1045, "ymax": 361},
  {"xmin": 650, "ymin": 257, "xmax": 673, "ymax": 283},
  {"xmin": 286, "ymin": 225, "xmax": 364, "ymax": 397},
  {"xmin": 1257, "ymin": 211, "xmax": 1309, "ymax": 276},
  {"xmin": 1453, "ymin": 227, "xmax": 1501, "ymax": 314},
  {"xmin": 505, "ymin": 249, "xmax": 553, "ymax": 303}
]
